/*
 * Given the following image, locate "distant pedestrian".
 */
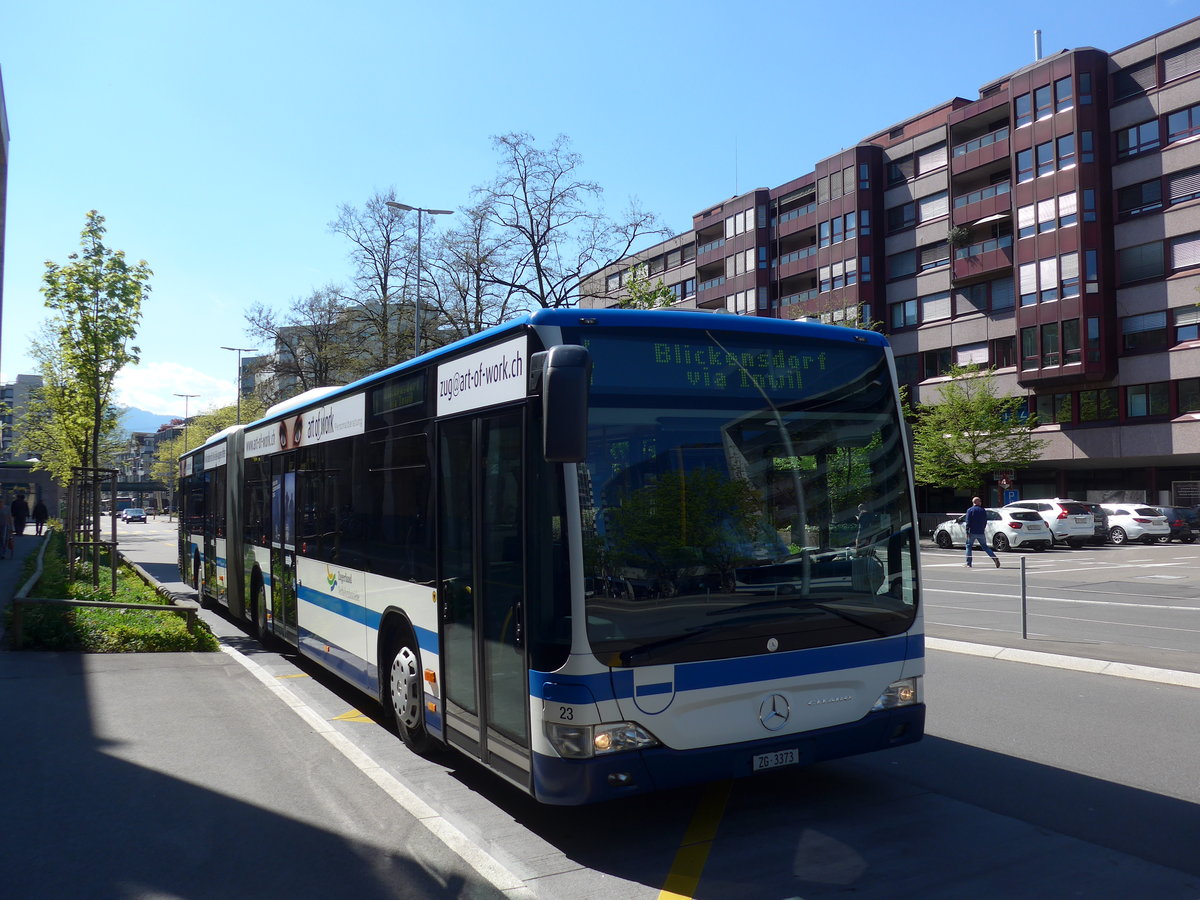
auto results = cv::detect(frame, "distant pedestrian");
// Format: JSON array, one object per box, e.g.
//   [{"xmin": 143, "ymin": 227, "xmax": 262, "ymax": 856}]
[
  {"xmin": 33, "ymin": 498, "xmax": 49, "ymax": 536},
  {"xmin": 0, "ymin": 500, "xmax": 12, "ymax": 559},
  {"xmin": 964, "ymin": 496, "xmax": 1000, "ymax": 568},
  {"xmin": 855, "ymin": 502, "xmax": 879, "ymax": 549},
  {"xmin": 10, "ymin": 493, "xmax": 29, "ymax": 535}
]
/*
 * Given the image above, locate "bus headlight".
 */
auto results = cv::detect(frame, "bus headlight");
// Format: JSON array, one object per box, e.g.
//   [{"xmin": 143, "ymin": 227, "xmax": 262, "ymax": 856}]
[
  {"xmin": 545, "ymin": 721, "xmax": 660, "ymax": 759},
  {"xmin": 871, "ymin": 676, "xmax": 922, "ymax": 711}
]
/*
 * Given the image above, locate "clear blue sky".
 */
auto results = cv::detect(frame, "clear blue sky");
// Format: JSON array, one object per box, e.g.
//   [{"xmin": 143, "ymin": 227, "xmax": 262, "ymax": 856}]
[{"xmin": 1, "ymin": 0, "xmax": 1192, "ymax": 416}]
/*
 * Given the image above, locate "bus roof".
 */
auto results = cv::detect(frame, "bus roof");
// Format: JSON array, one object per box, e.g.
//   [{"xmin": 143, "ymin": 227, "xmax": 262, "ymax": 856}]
[{"xmin": 242, "ymin": 309, "xmax": 890, "ymax": 428}]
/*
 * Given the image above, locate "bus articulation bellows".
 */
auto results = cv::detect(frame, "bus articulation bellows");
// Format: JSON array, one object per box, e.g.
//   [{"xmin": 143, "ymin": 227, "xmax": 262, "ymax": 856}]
[{"xmin": 179, "ymin": 308, "xmax": 924, "ymax": 805}]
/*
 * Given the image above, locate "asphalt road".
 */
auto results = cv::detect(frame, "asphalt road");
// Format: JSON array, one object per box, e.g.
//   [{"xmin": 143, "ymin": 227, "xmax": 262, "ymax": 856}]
[{"xmin": 49, "ymin": 518, "xmax": 1200, "ymax": 898}]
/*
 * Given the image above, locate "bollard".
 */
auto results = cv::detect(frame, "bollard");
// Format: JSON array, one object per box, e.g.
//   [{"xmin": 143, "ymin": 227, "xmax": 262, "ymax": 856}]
[{"xmin": 1020, "ymin": 556, "xmax": 1028, "ymax": 639}]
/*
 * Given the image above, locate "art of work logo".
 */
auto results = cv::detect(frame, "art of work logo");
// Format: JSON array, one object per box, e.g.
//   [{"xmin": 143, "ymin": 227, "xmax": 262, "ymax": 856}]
[{"xmin": 326, "ymin": 568, "xmax": 338, "ymax": 592}]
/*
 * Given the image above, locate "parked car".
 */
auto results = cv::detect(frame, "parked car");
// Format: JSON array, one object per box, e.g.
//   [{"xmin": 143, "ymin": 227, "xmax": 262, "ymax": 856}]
[
  {"xmin": 1149, "ymin": 506, "xmax": 1197, "ymax": 543},
  {"xmin": 1002, "ymin": 499, "xmax": 1094, "ymax": 547},
  {"xmin": 1068, "ymin": 500, "xmax": 1110, "ymax": 546},
  {"xmin": 932, "ymin": 507, "xmax": 1052, "ymax": 552},
  {"xmin": 1099, "ymin": 504, "xmax": 1170, "ymax": 544},
  {"xmin": 121, "ymin": 507, "xmax": 147, "ymax": 523}
]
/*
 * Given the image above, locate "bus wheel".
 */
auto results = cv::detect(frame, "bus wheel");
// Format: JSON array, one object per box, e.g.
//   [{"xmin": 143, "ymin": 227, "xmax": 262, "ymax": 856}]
[{"xmin": 387, "ymin": 637, "xmax": 434, "ymax": 756}]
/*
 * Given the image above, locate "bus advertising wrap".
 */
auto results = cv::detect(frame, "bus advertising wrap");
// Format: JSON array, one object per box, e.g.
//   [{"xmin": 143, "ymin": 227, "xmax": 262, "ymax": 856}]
[
  {"xmin": 204, "ymin": 442, "xmax": 228, "ymax": 470},
  {"xmin": 244, "ymin": 393, "xmax": 366, "ymax": 458},
  {"xmin": 437, "ymin": 337, "xmax": 527, "ymax": 416}
]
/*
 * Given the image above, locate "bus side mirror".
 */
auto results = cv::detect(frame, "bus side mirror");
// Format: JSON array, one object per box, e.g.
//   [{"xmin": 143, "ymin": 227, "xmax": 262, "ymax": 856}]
[{"xmin": 535, "ymin": 345, "xmax": 591, "ymax": 463}]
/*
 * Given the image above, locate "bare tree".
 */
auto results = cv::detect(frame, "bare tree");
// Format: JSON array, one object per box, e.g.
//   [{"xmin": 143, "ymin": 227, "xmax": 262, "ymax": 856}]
[
  {"xmin": 426, "ymin": 200, "xmax": 519, "ymax": 341},
  {"xmin": 477, "ymin": 132, "xmax": 670, "ymax": 310},
  {"xmin": 328, "ymin": 190, "xmax": 418, "ymax": 368},
  {"xmin": 243, "ymin": 285, "xmax": 366, "ymax": 403}
]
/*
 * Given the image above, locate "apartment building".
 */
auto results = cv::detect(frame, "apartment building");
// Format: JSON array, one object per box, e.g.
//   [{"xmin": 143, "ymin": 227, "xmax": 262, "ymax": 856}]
[{"xmin": 583, "ymin": 17, "xmax": 1200, "ymax": 510}]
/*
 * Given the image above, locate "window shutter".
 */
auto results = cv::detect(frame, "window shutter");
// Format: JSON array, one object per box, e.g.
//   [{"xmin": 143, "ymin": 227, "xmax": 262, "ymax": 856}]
[
  {"xmin": 917, "ymin": 144, "xmax": 948, "ymax": 174},
  {"xmin": 893, "ymin": 157, "xmax": 916, "ymax": 182},
  {"xmin": 1058, "ymin": 192, "xmax": 1077, "ymax": 217},
  {"xmin": 919, "ymin": 191, "xmax": 948, "ymax": 221},
  {"xmin": 1175, "ymin": 305, "xmax": 1200, "ymax": 327},
  {"xmin": 1114, "ymin": 62, "xmax": 1156, "ymax": 100},
  {"xmin": 1164, "ymin": 41, "xmax": 1200, "ymax": 82},
  {"xmin": 1060, "ymin": 252, "xmax": 1079, "ymax": 280},
  {"xmin": 1040, "ymin": 257, "xmax": 1058, "ymax": 288},
  {"xmin": 1172, "ymin": 232, "xmax": 1200, "ymax": 269},
  {"xmin": 991, "ymin": 277, "xmax": 1015, "ymax": 308},
  {"xmin": 1123, "ymin": 311, "xmax": 1167, "ymax": 334},
  {"xmin": 1169, "ymin": 168, "xmax": 1200, "ymax": 202},
  {"xmin": 1037, "ymin": 198, "xmax": 1057, "ymax": 225},
  {"xmin": 1019, "ymin": 263, "xmax": 1037, "ymax": 295},
  {"xmin": 1018, "ymin": 204, "xmax": 1036, "ymax": 231},
  {"xmin": 921, "ymin": 291, "xmax": 951, "ymax": 321},
  {"xmin": 956, "ymin": 343, "xmax": 989, "ymax": 365},
  {"xmin": 921, "ymin": 242, "xmax": 948, "ymax": 267}
]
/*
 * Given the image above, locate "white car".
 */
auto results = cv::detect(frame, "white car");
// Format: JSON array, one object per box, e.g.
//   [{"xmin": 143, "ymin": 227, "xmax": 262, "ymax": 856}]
[
  {"xmin": 1100, "ymin": 504, "xmax": 1170, "ymax": 544},
  {"xmin": 932, "ymin": 508, "xmax": 1052, "ymax": 552},
  {"xmin": 1002, "ymin": 499, "xmax": 1095, "ymax": 547}
]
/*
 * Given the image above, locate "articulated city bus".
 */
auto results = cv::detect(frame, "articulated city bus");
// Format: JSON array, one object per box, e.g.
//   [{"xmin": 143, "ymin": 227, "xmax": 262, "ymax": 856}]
[{"xmin": 179, "ymin": 308, "xmax": 924, "ymax": 804}]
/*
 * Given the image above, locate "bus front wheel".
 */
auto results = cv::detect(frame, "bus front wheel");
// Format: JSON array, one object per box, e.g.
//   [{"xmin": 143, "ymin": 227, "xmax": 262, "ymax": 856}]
[{"xmin": 387, "ymin": 636, "xmax": 434, "ymax": 756}]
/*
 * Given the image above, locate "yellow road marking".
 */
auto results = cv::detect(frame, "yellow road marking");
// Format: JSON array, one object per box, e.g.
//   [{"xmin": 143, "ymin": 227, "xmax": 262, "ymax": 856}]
[
  {"xmin": 332, "ymin": 708, "xmax": 373, "ymax": 723},
  {"xmin": 657, "ymin": 780, "xmax": 731, "ymax": 899},
  {"xmin": 277, "ymin": 673, "xmax": 309, "ymax": 679}
]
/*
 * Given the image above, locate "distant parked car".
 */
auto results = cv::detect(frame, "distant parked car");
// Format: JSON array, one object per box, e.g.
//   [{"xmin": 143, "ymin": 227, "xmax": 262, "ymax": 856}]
[
  {"xmin": 1099, "ymin": 504, "xmax": 1169, "ymax": 544},
  {"xmin": 122, "ymin": 508, "xmax": 147, "ymax": 523},
  {"xmin": 1068, "ymin": 501, "xmax": 1110, "ymax": 546},
  {"xmin": 932, "ymin": 507, "xmax": 1052, "ymax": 552},
  {"xmin": 1003, "ymin": 499, "xmax": 1094, "ymax": 547},
  {"xmin": 1150, "ymin": 506, "xmax": 1198, "ymax": 543}
]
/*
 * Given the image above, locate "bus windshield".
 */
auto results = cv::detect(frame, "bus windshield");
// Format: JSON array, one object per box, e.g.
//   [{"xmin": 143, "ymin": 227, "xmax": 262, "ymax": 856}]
[{"xmin": 568, "ymin": 324, "xmax": 918, "ymax": 667}]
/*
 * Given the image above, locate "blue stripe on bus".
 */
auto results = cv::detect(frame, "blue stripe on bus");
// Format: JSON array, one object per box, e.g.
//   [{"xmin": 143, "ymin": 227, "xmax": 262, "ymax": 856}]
[
  {"xmin": 294, "ymin": 583, "xmax": 440, "ymax": 656},
  {"xmin": 636, "ymin": 682, "xmax": 673, "ymax": 697},
  {"xmin": 530, "ymin": 634, "xmax": 921, "ymax": 702}
]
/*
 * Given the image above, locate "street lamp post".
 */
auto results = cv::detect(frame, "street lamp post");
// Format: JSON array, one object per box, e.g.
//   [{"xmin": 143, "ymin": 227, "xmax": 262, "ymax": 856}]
[
  {"xmin": 173, "ymin": 393, "xmax": 199, "ymax": 452},
  {"xmin": 386, "ymin": 200, "xmax": 453, "ymax": 356},
  {"xmin": 220, "ymin": 346, "xmax": 258, "ymax": 424}
]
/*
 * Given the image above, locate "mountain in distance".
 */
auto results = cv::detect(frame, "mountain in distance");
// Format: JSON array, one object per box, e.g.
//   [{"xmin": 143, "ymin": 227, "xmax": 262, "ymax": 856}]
[{"xmin": 119, "ymin": 406, "xmax": 176, "ymax": 434}]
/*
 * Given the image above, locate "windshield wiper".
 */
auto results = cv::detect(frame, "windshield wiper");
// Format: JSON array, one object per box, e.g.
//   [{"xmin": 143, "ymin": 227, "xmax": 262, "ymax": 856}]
[
  {"xmin": 618, "ymin": 624, "xmax": 723, "ymax": 664},
  {"xmin": 810, "ymin": 602, "xmax": 890, "ymax": 636}
]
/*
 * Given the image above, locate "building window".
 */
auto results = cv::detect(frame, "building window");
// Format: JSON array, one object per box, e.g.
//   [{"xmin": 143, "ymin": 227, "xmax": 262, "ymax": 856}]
[
  {"xmin": 1015, "ymin": 92, "xmax": 1032, "ymax": 128},
  {"xmin": 861, "ymin": 255, "xmax": 871, "ymax": 282},
  {"xmin": 1079, "ymin": 72, "xmax": 1092, "ymax": 105},
  {"xmin": 1080, "ymin": 130, "xmax": 1094, "ymax": 163},
  {"xmin": 1118, "ymin": 179, "xmax": 1164, "ymax": 217},
  {"xmin": 859, "ymin": 164, "xmax": 870, "ymax": 190},
  {"xmin": 819, "ymin": 220, "xmax": 831, "ymax": 247},
  {"xmin": 1080, "ymin": 388, "xmax": 1118, "ymax": 422},
  {"xmin": 1040, "ymin": 257, "xmax": 1060, "ymax": 302},
  {"xmin": 1041, "ymin": 322, "xmax": 1060, "ymax": 367},
  {"xmin": 682, "ymin": 244, "xmax": 696, "ymax": 263},
  {"xmin": 1118, "ymin": 241, "xmax": 1165, "ymax": 284},
  {"xmin": 890, "ymin": 299, "xmax": 917, "ymax": 329},
  {"xmin": 859, "ymin": 209, "xmax": 871, "ymax": 236},
  {"xmin": 1059, "ymin": 191, "xmax": 1078, "ymax": 228},
  {"xmin": 991, "ymin": 276, "xmax": 1015, "ymax": 310},
  {"xmin": 1164, "ymin": 40, "xmax": 1200, "ymax": 83},
  {"xmin": 1172, "ymin": 232, "xmax": 1200, "ymax": 272},
  {"xmin": 1019, "ymin": 262, "xmax": 1037, "ymax": 306},
  {"xmin": 1180, "ymin": 378, "xmax": 1200, "ymax": 412},
  {"xmin": 1168, "ymin": 103, "xmax": 1200, "ymax": 143},
  {"xmin": 887, "ymin": 156, "xmax": 915, "ymax": 185},
  {"xmin": 923, "ymin": 347, "xmax": 953, "ymax": 377},
  {"xmin": 1037, "ymin": 393, "xmax": 1072, "ymax": 424},
  {"xmin": 844, "ymin": 211, "xmax": 856, "ymax": 241},
  {"xmin": 1035, "ymin": 84, "xmax": 1053, "ymax": 120},
  {"xmin": 666, "ymin": 249, "xmax": 682, "ymax": 269},
  {"xmin": 1116, "ymin": 121, "xmax": 1160, "ymax": 158},
  {"xmin": 1061, "ymin": 253, "xmax": 1080, "ymax": 298},
  {"xmin": 1083, "ymin": 189, "xmax": 1096, "ymax": 223},
  {"xmin": 887, "ymin": 249, "xmax": 917, "ymax": 279},
  {"xmin": 1037, "ymin": 197, "xmax": 1057, "ymax": 233},
  {"xmin": 991, "ymin": 336, "xmax": 1016, "ymax": 368},
  {"xmin": 1054, "ymin": 76, "xmax": 1073, "ymax": 112},
  {"xmin": 1168, "ymin": 167, "xmax": 1200, "ymax": 204},
  {"xmin": 1021, "ymin": 327, "xmax": 1038, "ymax": 370},
  {"xmin": 1036, "ymin": 141, "xmax": 1055, "ymax": 176},
  {"xmin": 920, "ymin": 241, "xmax": 950, "ymax": 271},
  {"xmin": 606, "ymin": 273, "xmax": 621, "ymax": 292},
  {"xmin": 1063, "ymin": 319, "xmax": 1081, "ymax": 364},
  {"xmin": 1127, "ymin": 383, "xmax": 1169, "ymax": 417},
  {"xmin": 917, "ymin": 144, "xmax": 948, "ymax": 175},
  {"xmin": 1087, "ymin": 316, "xmax": 1101, "ymax": 362},
  {"xmin": 1176, "ymin": 307, "xmax": 1200, "ymax": 343},
  {"xmin": 1057, "ymin": 133, "xmax": 1076, "ymax": 169},
  {"xmin": 894, "ymin": 354, "xmax": 918, "ymax": 385},
  {"xmin": 1121, "ymin": 311, "xmax": 1168, "ymax": 353},
  {"xmin": 831, "ymin": 217, "xmax": 844, "ymax": 244},
  {"xmin": 887, "ymin": 202, "xmax": 916, "ymax": 232},
  {"xmin": 958, "ymin": 282, "xmax": 988, "ymax": 313},
  {"xmin": 1016, "ymin": 148, "xmax": 1034, "ymax": 183}
]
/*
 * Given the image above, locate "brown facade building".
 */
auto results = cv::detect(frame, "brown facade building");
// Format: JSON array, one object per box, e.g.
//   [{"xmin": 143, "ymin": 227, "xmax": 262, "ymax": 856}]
[{"xmin": 582, "ymin": 17, "xmax": 1200, "ymax": 511}]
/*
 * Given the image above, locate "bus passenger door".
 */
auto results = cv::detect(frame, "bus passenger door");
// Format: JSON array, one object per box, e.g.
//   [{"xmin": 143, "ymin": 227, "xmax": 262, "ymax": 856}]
[
  {"xmin": 270, "ymin": 456, "xmax": 299, "ymax": 647},
  {"xmin": 439, "ymin": 410, "xmax": 530, "ymax": 787}
]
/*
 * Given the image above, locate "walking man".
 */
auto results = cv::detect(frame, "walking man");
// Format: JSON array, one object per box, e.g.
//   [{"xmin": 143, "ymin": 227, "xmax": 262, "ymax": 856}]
[{"xmin": 964, "ymin": 496, "xmax": 1000, "ymax": 568}]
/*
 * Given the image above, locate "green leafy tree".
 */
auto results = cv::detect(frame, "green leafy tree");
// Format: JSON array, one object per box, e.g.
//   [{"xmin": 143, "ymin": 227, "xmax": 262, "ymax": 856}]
[
  {"xmin": 911, "ymin": 363, "xmax": 1046, "ymax": 493},
  {"xmin": 149, "ymin": 399, "xmax": 268, "ymax": 498},
  {"xmin": 616, "ymin": 263, "xmax": 675, "ymax": 309}
]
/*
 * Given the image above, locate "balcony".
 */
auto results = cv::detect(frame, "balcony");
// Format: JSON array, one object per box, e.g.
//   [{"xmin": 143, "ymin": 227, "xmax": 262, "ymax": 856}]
[
  {"xmin": 952, "ymin": 182, "xmax": 1012, "ymax": 226},
  {"xmin": 771, "ymin": 245, "xmax": 819, "ymax": 279},
  {"xmin": 953, "ymin": 234, "xmax": 1013, "ymax": 279},
  {"xmin": 951, "ymin": 128, "xmax": 1010, "ymax": 176}
]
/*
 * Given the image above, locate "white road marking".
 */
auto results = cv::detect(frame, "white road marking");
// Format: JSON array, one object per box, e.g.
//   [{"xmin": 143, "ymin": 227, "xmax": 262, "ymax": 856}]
[{"xmin": 219, "ymin": 644, "xmax": 534, "ymax": 898}]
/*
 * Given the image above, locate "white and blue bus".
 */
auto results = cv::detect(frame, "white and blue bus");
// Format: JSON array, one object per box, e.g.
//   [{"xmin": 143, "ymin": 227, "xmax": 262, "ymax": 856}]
[{"xmin": 179, "ymin": 308, "xmax": 924, "ymax": 805}]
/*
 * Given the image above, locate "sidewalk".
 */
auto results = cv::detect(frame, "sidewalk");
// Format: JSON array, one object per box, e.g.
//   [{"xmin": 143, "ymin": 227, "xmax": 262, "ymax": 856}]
[{"xmin": 0, "ymin": 529, "xmax": 46, "ymax": 648}]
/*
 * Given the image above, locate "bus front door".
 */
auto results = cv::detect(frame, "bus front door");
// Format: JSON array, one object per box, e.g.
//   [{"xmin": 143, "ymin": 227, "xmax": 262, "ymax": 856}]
[
  {"xmin": 439, "ymin": 411, "xmax": 531, "ymax": 788},
  {"xmin": 270, "ymin": 457, "xmax": 299, "ymax": 647}
]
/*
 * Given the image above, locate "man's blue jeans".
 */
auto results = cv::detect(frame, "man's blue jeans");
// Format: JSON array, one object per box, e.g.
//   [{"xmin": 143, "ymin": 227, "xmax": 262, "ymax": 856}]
[{"xmin": 965, "ymin": 532, "xmax": 996, "ymax": 565}]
